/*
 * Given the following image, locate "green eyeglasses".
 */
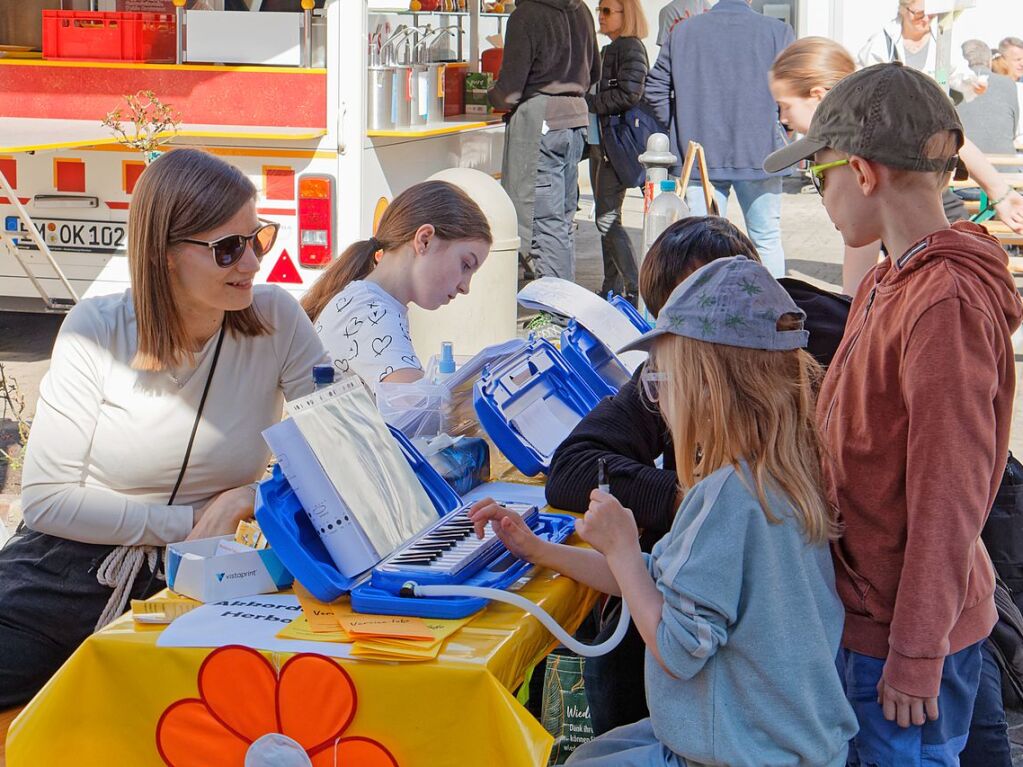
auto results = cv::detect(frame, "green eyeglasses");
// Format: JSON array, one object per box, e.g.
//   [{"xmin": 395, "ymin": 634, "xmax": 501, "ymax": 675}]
[{"xmin": 807, "ymin": 158, "xmax": 850, "ymax": 195}]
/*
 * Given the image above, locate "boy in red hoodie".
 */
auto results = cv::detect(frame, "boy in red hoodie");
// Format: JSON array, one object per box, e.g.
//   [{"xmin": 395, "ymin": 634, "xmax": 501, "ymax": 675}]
[{"xmin": 765, "ymin": 62, "xmax": 1022, "ymax": 765}]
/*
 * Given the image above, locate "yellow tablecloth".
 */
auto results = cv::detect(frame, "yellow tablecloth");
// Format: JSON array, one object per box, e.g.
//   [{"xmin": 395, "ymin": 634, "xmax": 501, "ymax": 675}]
[{"xmin": 6, "ymin": 548, "xmax": 596, "ymax": 767}]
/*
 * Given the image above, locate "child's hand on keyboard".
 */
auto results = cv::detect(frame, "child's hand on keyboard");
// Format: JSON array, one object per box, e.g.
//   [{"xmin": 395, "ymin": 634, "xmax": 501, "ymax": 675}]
[{"xmin": 468, "ymin": 499, "xmax": 543, "ymax": 562}]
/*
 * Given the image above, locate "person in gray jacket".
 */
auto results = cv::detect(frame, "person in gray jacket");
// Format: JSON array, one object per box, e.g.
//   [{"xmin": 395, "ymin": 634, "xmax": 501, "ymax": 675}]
[
  {"xmin": 470, "ymin": 257, "xmax": 858, "ymax": 767},
  {"xmin": 645, "ymin": 0, "xmax": 793, "ymax": 277},
  {"xmin": 587, "ymin": 0, "xmax": 649, "ymax": 304},
  {"xmin": 489, "ymin": 0, "xmax": 599, "ymax": 281},
  {"xmin": 957, "ymin": 40, "xmax": 1019, "ymax": 158}
]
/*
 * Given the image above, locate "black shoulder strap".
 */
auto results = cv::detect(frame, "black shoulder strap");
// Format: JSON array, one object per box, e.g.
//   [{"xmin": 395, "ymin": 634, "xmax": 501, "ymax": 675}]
[{"xmin": 168, "ymin": 326, "xmax": 226, "ymax": 505}]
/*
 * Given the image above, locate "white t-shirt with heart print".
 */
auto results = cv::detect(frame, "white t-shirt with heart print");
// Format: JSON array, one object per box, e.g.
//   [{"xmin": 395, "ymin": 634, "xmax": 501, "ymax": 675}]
[{"xmin": 315, "ymin": 280, "xmax": 422, "ymax": 393}]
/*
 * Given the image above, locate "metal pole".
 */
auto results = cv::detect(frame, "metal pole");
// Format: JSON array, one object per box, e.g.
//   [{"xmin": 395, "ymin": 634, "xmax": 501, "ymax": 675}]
[
  {"xmin": 934, "ymin": 11, "xmax": 955, "ymax": 94},
  {"xmin": 173, "ymin": 0, "xmax": 186, "ymax": 65},
  {"xmin": 469, "ymin": 0, "xmax": 479, "ymax": 70},
  {"xmin": 302, "ymin": 0, "xmax": 315, "ymax": 69}
]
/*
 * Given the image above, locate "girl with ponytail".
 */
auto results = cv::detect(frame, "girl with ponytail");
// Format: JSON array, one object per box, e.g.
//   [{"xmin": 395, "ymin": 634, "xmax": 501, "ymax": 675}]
[{"xmin": 301, "ymin": 180, "xmax": 492, "ymax": 391}]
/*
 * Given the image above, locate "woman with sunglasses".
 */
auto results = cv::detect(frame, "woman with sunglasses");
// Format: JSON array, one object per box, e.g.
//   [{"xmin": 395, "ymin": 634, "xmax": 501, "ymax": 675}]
[
  {"xmin": 857, "ymin": 0, "xmax": 977, "ymax": 91},
  {"xmin": 301, "ymin": 181, "xmax": 491, "ymax": 393},
  {"xmin": 586, "ymin": 0, "xmax": 649, "ymax": 306},
  {"xmin": 0, "ymin": 148, "xmax": 326, "ymax": 707}
]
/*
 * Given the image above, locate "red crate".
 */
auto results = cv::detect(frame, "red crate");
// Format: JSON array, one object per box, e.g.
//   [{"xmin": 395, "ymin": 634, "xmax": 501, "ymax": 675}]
[{"xmin": 42, "ymin": 11, "xmax": 176, "ymax": 63}]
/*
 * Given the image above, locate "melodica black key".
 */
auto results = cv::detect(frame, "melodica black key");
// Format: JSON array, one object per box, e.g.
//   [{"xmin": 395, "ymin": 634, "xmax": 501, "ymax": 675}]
[{"xmin": 371, "ymin": 503, "xmax": 539, "ymax": 589}]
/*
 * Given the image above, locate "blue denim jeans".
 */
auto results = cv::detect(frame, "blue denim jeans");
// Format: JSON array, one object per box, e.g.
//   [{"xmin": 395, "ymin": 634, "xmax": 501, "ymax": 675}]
[
  {"xmin": 842, "ymin": 642, "xmax": 983, "ymax": 767},
  {"xmin": 960, "ymin": 642, "xmax": 1012, "ymax": 767},
  {"xmin": 685, "ymin": 178, "xmax": 785, "ymax": 277}
]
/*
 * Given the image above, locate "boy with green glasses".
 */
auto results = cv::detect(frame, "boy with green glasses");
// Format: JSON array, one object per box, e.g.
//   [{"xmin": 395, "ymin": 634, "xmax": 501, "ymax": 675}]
[{"xmin": 765, "ymin": 62, "xmax": 1022, "ymax": 766}]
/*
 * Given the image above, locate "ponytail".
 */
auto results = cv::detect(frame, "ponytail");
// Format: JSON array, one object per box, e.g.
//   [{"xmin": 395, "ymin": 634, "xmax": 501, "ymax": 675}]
[
  {"xmin": 301, "ymin": 180, "xmax": 492, "ymax": 323},
  {"xmin": 301, "ymin": 239, "xmax": 380, "ymax": 322}
]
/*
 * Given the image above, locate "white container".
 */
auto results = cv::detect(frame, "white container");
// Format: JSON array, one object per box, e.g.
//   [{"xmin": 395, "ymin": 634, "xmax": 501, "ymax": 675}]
[
  {"xmin": 407, "ymin": 168, "xmax": 520, "ymax": 357},
  {"xmin": 166, "ymin": 535, "xmax": 293, "ymax": 603},
  {"xmin": 184, "ymin": 10, "xmax": 302, "ymax": 66}
]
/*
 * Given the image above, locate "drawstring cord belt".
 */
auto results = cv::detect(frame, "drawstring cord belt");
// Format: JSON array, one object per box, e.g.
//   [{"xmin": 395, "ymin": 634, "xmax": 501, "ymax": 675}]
[{"xmin": 94, "ymin": 544, "xmax": 164, "ymax": 631}]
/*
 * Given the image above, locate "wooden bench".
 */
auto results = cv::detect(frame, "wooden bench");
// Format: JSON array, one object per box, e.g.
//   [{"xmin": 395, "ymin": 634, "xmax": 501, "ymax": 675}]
[{"xmin": 0, "ymin": 706, "xmax": 25, "ymax": 767}]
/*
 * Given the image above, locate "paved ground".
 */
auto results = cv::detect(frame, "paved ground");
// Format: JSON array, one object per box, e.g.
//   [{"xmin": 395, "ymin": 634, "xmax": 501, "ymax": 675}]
[{"xmin": 2, "ymin": 181, "xmax": 1023, "ymax": 756}]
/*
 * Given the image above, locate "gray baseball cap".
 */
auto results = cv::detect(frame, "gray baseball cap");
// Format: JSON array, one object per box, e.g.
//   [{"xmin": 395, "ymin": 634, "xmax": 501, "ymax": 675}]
[
  {"xmin": 763, "ymin": 61, "xmax": 964, "ymax": 174},
  {"xmin": 618, "ymin": 256, "xmax": 808, "ymax": 354}
]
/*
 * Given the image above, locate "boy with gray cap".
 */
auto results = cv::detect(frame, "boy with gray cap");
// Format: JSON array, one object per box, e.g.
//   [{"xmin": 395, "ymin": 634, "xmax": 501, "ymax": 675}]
[
  {"xmin": 765, "ymin": 62, "xmax": 1022, "ymax": 765},
  {"xmin": 470, "ymin": 256, "xmax": 857, "ymax": 766}
]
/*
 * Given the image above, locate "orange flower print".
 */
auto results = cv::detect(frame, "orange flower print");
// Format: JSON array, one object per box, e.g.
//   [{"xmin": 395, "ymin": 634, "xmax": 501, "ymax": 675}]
[{"xmin": 156, "ymin": 645, "xmax": 398, "ymax": 767}]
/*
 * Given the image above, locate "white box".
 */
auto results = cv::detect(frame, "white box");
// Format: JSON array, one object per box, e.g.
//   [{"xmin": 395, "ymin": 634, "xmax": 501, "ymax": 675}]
[
  {"xmin": 184, "ymin": 10, "xmax": 302, "ymax": 66},
  {"xmin": 166, "ymin": 535, "xmax": 293, "ymax": 603}
]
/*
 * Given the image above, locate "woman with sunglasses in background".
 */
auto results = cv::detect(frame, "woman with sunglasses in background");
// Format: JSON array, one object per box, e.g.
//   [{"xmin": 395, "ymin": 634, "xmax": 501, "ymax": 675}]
[
  {"xmin": 854, "ymin": 3, "xmax": 1023, "ymax": 261},
  {"xmin": 586, "ymin": 0, "xmax": 649, "ymax": 306},
  {"xmin": 302, "ymin": 181, "xmax": 491, "ymax": 393},
  {"xmin": 0, "ymin": 148, "xmax": 326, "ymax": 707}
]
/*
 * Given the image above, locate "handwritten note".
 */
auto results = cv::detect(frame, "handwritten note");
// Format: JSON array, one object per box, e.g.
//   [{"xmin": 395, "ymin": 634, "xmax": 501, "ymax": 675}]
[
  {"xmin": 293, "ymin": 581, "xmax": 344, "ymax": 633},
  {"xmin": 335, "ymin": 613, "xmax": 434, "ymax": 641}
]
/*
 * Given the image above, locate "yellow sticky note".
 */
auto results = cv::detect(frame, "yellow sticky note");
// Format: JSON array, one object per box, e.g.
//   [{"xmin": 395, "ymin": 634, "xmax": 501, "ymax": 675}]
[
  {"xmin": 293, "ymin": 581, "xmax": 344, "ymax": 634},
  {"xmin": 277, "ymin": 615, "xmax": 353, "ymax": 643},
  {"xmin": 350, "ymin": 639, "xmax": 442, "ymax": 661},
  {"xmin": 335, "ymin": 613, "xmax": 434, "ymax": 641}
]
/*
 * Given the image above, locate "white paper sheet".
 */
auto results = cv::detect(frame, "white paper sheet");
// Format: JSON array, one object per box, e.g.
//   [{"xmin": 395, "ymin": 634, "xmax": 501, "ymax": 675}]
[
  {"xmin": 287, "ymin": 378, "xmax": 438, "ymax": 557},
  {"xmin": 156, "ymin": 594, "xmax": 353, "ymax": 658},
  {"xmin": 517, "ymin": 277, "xmax": 647, "ymax": 373}
]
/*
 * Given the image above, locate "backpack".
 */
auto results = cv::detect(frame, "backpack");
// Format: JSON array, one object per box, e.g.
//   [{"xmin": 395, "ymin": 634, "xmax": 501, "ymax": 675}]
[
  {"xmin": 982, "ymin": 452, "xmax": 1023, "ymax": 595},
  {"xmin": 986, "ymin": 578, "xmax": 1023, "ymax": 710},
  {"xmin": 980, "ymin": 452, "xmax": 1023, "ymax": 708}
]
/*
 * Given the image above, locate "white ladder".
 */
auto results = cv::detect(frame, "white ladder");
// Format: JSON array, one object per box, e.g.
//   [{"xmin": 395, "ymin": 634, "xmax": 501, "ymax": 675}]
[{"xmin": 0, "ymin": 168, "xmax": 79, "ymax": 312}]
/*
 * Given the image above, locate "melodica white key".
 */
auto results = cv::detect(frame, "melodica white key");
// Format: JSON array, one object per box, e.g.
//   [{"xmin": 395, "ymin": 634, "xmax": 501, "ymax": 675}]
[{"xmin": 375, "ymin": 503, "xmax": 539, "ymax": 585}]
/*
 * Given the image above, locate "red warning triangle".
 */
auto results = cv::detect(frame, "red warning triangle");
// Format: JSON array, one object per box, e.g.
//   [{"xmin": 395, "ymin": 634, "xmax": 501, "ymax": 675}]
[{"xmin": 266, "ymin": 248, "xmax": 303, "ymax": 284}]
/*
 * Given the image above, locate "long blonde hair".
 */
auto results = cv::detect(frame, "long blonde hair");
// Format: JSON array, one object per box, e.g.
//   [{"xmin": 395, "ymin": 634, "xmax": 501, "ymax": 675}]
[
  {"xmin": 129, "ymin": 148, "xmax": 270, "ymax": 371},
  {"xmin": 652, "ymin": 323, "xmax": 838, "ymax": 544}
]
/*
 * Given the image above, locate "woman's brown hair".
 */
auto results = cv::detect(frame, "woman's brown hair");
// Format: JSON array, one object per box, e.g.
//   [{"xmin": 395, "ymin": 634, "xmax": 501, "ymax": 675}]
[
  {"xmin": 770, "ymin": 36, "xmax": 856, "ymax": 97},
  {"xmin": 129, "ymin": 148, "xmax": 270, "ymax": 371},
  {"xmin": 639, "ymin": 216, "xmax": 760, "ymax": 318},
  {"xmin": 652, "ymin": 324, "xmax": 838, "ymax": 544},
  {"xmin": 301, "ymin": 180, "xmax": 492, "ymax": 322}
]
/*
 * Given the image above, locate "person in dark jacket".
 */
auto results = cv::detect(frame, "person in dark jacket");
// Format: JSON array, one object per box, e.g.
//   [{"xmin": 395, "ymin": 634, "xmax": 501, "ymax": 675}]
[
  {"xmin": 489, "ymin": 0, "xmax": 599, "ymax": 282},
  {"xmin": 586, "ymin": 0, "xmax": 649, "ymax": 304},
  {"xmin": 545, "ymin": 215, "xmax": 850, "ymax": 735}
]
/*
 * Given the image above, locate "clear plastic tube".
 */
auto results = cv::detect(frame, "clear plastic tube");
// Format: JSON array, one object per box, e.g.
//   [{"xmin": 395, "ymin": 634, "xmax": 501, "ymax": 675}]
[{"xmin": 406, "ymin": 582, "xmax": 631, "ymax": 657}]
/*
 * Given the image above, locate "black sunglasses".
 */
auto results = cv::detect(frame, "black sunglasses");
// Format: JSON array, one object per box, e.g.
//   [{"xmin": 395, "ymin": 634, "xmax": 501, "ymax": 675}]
[
  {"xmin": 176, "ymin": 221, "xmax": 280, "ymax": 268},
  {"xmin": 598, "ymin": 6, "xmax": 623, "ymax": 15}
]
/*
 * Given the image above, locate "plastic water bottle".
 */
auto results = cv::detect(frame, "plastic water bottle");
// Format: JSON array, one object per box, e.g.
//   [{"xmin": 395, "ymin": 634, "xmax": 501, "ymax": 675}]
[
  {"xmin": 312, "ymin": 364, "xmax": 335, "ymax": 390},
  {"xmin": 640, "ymin": 179, "xmax": 688, "ymax": 317},
  {"xmin": 643, "ymin": 179, "xmax": 688, "ymax": 256}
]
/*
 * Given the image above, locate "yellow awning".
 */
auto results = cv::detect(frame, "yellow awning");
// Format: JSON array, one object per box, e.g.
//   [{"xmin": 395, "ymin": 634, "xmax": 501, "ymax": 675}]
[{"xmin": 0, "ymin": 117, "xmax": 326, "ymax": 153}]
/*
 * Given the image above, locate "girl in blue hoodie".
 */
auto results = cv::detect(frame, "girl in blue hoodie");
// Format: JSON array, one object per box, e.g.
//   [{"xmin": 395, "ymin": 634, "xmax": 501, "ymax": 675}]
[{"xmin": 470, "ymin": 256, "xmax": 857, "ymax": 766}]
